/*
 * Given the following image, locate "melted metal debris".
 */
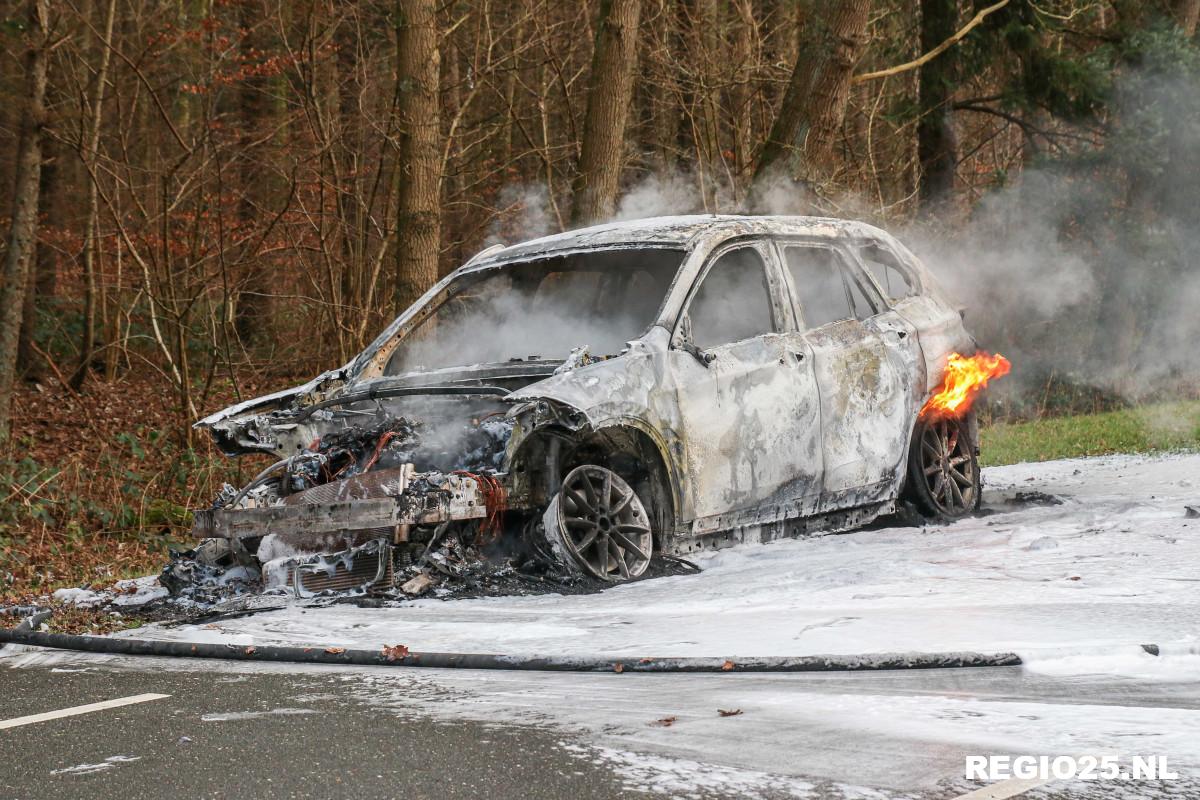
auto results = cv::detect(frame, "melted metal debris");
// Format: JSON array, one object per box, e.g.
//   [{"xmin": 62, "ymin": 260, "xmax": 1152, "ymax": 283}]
[
  {"xmin": 317, "ymin": 417, "xmax": 422, "ymax": 478},
  {"xmin": 1005, "ymin": 490, "xmax": 1065, "ymax": 507},
  {"xmin": 31, "ymin": 538, "xmax": 701, "ymax": 627},
  {"xmin": 345, "ymin": 554, "xmax": 701, "ymax": 605},
  {"xmin": 134, "ymin": 509, "xmax": 703, "ymax": 622},
  {"xmin": 160, "ymin": 538, "xmax": 262, "ymax": 605}
]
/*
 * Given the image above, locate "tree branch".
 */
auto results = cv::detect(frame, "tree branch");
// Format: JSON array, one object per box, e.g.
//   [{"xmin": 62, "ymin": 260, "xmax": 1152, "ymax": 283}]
[{"xmin": 852, "ymin": 0, "xmax": 1011, "ymax": 84}]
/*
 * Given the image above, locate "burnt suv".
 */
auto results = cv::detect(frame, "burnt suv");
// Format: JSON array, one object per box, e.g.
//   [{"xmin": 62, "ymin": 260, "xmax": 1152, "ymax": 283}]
[{"xmin": 187, "ymin": 215, "xmax": 979, "ymax": 595}]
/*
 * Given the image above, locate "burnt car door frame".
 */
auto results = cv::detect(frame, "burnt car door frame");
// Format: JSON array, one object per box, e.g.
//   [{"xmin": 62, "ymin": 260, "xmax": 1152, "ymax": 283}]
[
  {"xmin": 666, "ymin": 236, "xmax": 825, "ymax": 534},
  {"xmin": 851, "ymin": 235, "xmax": 970, "ymax": 396},
  {"xmin": 771, "ymin": 235, "xmax": 921, "ymax": 511}
]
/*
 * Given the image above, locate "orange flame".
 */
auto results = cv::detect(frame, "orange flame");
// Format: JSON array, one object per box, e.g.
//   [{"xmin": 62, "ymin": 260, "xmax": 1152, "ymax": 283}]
[{"xmin": 921, "ymin": 351, "xmax": 1012, "ymax": 418}]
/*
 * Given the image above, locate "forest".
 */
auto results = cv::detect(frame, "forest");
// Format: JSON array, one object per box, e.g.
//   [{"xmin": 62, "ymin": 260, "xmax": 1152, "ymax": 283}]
[{"xmin": 1, "ymin": 0, "xmax": 1198, "ymax": 597}]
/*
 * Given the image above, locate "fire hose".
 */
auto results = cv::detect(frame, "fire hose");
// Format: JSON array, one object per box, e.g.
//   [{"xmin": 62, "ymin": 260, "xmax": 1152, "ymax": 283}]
[{"xmin": 0, "ymin": 608, "xmax": 1028, "ymax": 672}]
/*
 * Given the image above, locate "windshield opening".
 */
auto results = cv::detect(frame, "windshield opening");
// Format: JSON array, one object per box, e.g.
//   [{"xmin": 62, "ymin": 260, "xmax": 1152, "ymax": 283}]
[{"xmin": 385, "ymin": 247, "xmax": 683, "ymax": 374}]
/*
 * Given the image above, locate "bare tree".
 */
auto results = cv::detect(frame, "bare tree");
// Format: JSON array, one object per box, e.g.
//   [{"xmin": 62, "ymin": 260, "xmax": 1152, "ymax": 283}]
[
  {"xmin": 16, "ymin": 136, "xmax": 58, "ymax": 380},
  {"xmin": 0, "ymin": 0, "xmax": 51, "ymax": 440},
  {"xmin": 393, "ymin": 0, "xmax": 442, "ymax": 314},
  {"xmin": 917, "ymin": 0, "xmax": 959, "ymax": 209},
  {"xmin": 1175, "ymin": 0, "xmax": 1200, "ymax": 37},
  {"xmin": 68, "ymin": 0, "xmax": 116, "ymax": 389},
  {"xmin": 232, "ymin": 0, "xmax": 272, "ymax": 347},
  {"xmin": 751, "ymin": 0, "xmax": 872, "ymax": 193},
  {"xmin": 569, "ymin": 0, "xmax": 643, "ymax": 226}
]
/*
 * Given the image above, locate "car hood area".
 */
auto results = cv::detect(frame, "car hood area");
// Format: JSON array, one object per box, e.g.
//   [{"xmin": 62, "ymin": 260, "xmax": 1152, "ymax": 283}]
[{"xmin": 195, "ymin": 359, "xmax": 570, "ymax": 456}]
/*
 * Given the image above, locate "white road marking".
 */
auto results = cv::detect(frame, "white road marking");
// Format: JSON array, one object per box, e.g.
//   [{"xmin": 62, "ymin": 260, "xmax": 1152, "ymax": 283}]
[
  {"xmin": 0, "ymin": 693, "xmax": 170, "ymax": 730},
  {"xmin": 952, "ymin": 777, "xmax": 1052, "ymax": 799}
]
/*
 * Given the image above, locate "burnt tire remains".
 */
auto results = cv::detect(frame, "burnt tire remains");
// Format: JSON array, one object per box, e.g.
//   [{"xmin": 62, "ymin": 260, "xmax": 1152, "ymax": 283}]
[
  {"xmin": 543, "ymin": 465, "xmax": 653, "ymax": 581},
  {"xmin": 908, "ymin": 414, "xmax": 981, "ymax": 519}
]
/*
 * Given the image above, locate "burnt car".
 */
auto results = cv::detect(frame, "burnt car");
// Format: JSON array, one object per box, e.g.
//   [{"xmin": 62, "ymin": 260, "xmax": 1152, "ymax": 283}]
[{"xmin": 184, "ymin": 215, "xmax": 980, "ymax": 597}]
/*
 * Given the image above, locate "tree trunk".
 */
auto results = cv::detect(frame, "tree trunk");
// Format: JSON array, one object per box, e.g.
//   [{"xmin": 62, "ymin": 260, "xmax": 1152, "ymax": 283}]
[
  {"xmin": 0, "ymin": 0, "xmax": 50, "ymax": 441},
  {"xmin": 917, "ymin": 0, "xmax": 959, "ymax": 211},
  {"xmin": 751, "ymin": 0, "xmax": 871, "ymax": 193},
  {"xmin": 234, "ymin": 0, "xmax": 271, "ymax": 347},
  {"xmin": 569, "ymin": 0, "xmax": 644, "ymax": 227},
  {"xmin": 16, "ymin": 137, "xmax": 58, "ymax": 380},
  {"xmin": 394, "ymin": 0, "xmax": 442, "ymax": 315},
  {"xmin": 729, "ymin": 0, "xmax": 756, "ymax": 189},
  {"xmin": 1174, "ymin": 0, "xmax": 1200, "ymax": 37},
  {"xmin": 689, "ymin": 0, "xmax": 721, "ymax": 207},
  {"xmin": 646, "ymin": 0, "xmax": 682, "ymax": 174},
  {"xmin": 70, "ymin": 0, "xmax": 117, "ymax": 389}
]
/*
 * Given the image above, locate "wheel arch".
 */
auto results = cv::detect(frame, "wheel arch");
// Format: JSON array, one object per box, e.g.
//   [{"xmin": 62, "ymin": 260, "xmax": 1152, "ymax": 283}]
[{"xmin": 509, "ymin": 417, "xmax": 683, "ymax": 550}]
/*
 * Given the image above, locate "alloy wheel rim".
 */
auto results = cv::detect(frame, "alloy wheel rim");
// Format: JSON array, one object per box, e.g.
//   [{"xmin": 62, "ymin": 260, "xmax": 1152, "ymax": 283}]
[
  {"xmin": 553, "ymin": 465, "xmax": 652, "ymax": 580},
  {"xmin": 919, "ymin": 417, "xmax": 977, "ymax": 514}
]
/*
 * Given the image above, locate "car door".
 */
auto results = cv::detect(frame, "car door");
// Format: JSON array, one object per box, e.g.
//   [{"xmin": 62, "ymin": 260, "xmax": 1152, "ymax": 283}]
[
  {"xmin": 855, "ymin": 237, "xmax": 967, "ymax": 394},
  {"xmin": 669, "ymin": 241, "xmax": 823, "ymax": 531},
  {"xmin": 777, "ymin": 239, "xmax": 919, "ymax": 510}
]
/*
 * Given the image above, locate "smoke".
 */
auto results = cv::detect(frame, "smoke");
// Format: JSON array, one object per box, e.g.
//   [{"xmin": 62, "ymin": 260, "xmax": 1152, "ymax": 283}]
[
  {"xmin": 485, "ymin": 183, "xmax": 557, "ymax": 246},
  {"xmin": 612, "ymin": 171, "xmax": 703, "ymax": 219},
  {"xmin": 903, "ymin": 50, "xmax": 1200, "ymax": 407},
  {"xmin": 475, "ymin": 39, "xmax": 1199, "ymax": 412},
  {"xmin": 896, "ymin": 169, "xmax": 1102, "ymax": 403}
]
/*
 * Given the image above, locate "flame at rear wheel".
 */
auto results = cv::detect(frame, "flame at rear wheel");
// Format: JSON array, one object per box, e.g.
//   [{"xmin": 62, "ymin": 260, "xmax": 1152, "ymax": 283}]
[{"xmin": 921, "ymin": 351, "xmax": 1012, "ymax": 419}]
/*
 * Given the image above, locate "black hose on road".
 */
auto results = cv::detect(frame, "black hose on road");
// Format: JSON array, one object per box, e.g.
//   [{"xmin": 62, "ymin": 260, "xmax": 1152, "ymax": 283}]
[{"xmin": 0, "ymin": 618, "xmax": 1022, "ymax": 672}]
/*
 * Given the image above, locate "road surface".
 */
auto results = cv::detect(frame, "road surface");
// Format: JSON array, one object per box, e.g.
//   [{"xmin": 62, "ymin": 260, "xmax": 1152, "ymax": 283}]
[
  {"xmin": 0, "ymin": 654, "xmax": 1196, "ymax": 799},
  {"xmin": 3, "ymin": 453, "xmax": 1199, "ymax": 798}
]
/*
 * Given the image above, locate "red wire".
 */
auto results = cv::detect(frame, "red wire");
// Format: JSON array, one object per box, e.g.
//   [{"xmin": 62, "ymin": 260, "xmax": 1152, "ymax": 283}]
[
  {"xmin": 361, "ymin": 430, "xmax": 401, "ymax": 473},
  {"xmin": 452, "ymin": 470, "xmax": 507, "ymax": 544}
]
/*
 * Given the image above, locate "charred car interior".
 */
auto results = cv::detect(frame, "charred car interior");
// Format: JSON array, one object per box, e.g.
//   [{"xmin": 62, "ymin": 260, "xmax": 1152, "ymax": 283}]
[{"xmin": 173, "ymin": 215, "xmax": 983, "ymax": 603}]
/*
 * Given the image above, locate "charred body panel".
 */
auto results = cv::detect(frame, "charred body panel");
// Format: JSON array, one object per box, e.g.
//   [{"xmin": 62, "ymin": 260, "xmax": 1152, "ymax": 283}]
[{"xmin": 185, "ymin": 215, "xmax": 980, "ymax": 595}]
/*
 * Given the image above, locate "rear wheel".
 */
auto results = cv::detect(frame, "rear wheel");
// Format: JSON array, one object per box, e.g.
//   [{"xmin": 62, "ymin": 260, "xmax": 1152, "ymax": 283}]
[{"xmin": 907, "ymin": 414, "xmax": 981, "ymax": 519}]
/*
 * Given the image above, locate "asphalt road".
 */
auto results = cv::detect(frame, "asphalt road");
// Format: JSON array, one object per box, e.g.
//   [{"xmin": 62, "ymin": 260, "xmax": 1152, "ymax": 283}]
[
  {"xmin": 0, "ymin": 660, "xmax": 644, "ymax": 800},
  {"xmin": 2, "ymin": 651, "xmax": 1197, "ymax": 800}
]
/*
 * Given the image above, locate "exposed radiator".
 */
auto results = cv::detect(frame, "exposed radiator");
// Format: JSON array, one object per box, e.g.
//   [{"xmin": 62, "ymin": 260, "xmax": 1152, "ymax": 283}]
[
  {"xmin": 284, "ymin": 464, "xmax": 415, "ymax": 506},
  {"xmin": 288, "ymin": 539, "xmax": 393, "ymax": 597}
]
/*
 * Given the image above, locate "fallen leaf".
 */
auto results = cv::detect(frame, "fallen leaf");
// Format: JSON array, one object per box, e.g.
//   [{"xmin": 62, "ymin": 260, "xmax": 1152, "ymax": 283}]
[
  {"xmin": 1068, "ymin": 576, "xmax": 1082, "ymax": 581},
  {"xmin": 721, "ymin": 660, "xmax": 735, "ymax": 671},
  {"xmin": 648, "ymin": 716, "xmax": 677, "ymax": 727},
  {"xmin": 718, "ymin": 708, "xmax": 743, "ymax": 717},
  {"xmin": 613, "ymin": 662, "xmax": 625, "ymax": 673},
  {"xmin": 638, "ymin": 658, "xmax": 653, "ymax": 664},
  {"xmin": 382, "ymin": 644, "xmax": 410, "ymax": 661},
  {"xmin": 325, "ymin": 646, "xmax": 346, "ymax": 654},
  {"xmin": 244, "ymin": 646, "xmax": 256, "ymax": 655}
]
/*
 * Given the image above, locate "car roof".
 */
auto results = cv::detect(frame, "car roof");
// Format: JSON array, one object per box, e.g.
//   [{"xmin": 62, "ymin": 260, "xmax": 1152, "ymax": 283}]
[{"xmin": 477, "ymin": 214, "xmax": 889, "ymax": 263}]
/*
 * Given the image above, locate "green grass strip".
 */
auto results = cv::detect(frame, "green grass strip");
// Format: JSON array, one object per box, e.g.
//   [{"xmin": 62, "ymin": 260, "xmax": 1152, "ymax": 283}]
[{"xmin": 980, "ymin": 400, "xmax": 1200, "ymax": 467}]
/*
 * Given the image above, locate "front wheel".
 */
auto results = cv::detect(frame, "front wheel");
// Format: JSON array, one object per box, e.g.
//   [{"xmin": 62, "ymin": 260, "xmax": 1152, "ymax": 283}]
[
  {"xmin": 906, "ymin": 414, "xmax": 981, "ymax": 519},
  {"xmin": 542, "ymin": 464, "xmax": 653, "ymax": 581}
]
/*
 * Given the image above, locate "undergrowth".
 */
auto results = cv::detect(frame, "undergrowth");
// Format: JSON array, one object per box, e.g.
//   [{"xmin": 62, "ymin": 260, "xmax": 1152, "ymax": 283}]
[
  {"xmin": 0, "ymin": 376, "xmax": 256, "ymax": 603},
  {"xmin": 0, "ymin": 428, "xmax": 239, "ymax": 602},
  {"xmin": 980, "ymin": 400, "xmax": 1200, "ymax": 466}
]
